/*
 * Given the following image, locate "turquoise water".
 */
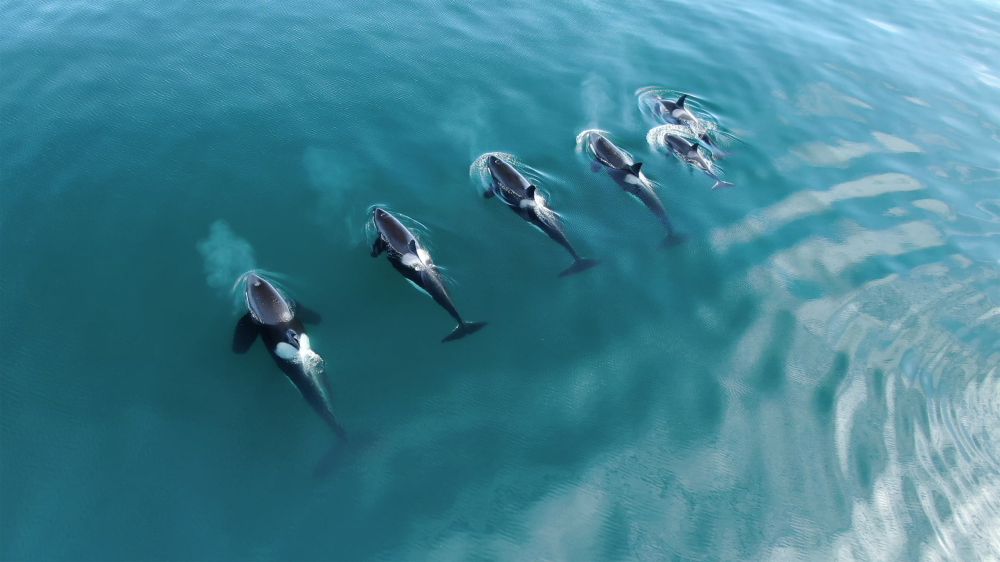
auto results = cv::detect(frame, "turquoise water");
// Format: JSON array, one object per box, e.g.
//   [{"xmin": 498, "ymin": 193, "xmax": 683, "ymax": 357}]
[{"xmin": 2, "ymin": 0, "xmax": 999, "ymax": 558}]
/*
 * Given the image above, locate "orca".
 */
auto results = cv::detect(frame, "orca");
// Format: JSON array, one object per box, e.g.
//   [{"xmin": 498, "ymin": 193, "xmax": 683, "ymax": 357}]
[
  {"xmin": 654, "ymin": 93, "xmax": 700, "ymax": 127},
  {"xmin": 663, "ymin": 133, "xmax": 734, "ymax": 190},
  {"xmin": 232, "ymin": 272, "xmax": 347, "ymax": 442},
  {"xmin": 370, "ymin": 208, "xmax": 487, "ymax": 342},
  {"xmin": 587, "ymin": 132, "xmax": 685, "ymax": 247},
  {"xmin": 484, "ymin": 155, "xmax": 600, "ymax": 276}
]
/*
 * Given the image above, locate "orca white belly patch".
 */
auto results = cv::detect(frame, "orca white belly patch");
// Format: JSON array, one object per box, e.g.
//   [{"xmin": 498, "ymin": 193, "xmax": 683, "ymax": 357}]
[{"xmin": 275, "ymin": 334, "xmax": 325, "ymax": 377}]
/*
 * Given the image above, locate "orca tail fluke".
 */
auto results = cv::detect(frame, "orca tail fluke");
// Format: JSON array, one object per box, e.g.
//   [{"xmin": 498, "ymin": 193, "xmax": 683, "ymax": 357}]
[
  {"xmin": 559, "ymin": 258, "xmax": 601, "ymax": 277},
  {"xmin": 442, "ymin": 321, "xmax": 488, "ymax": 343},
  {"xmin": 712, "ymin": 180, "xmax": 734, "ymax": 190},
  {"xmin": 661, "ymin": 232, "xmax": 687, "ymax": 248}
]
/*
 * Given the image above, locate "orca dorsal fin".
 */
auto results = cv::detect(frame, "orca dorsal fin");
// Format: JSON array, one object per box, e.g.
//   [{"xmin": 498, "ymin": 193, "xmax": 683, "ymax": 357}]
[
  {"xmin": 526, "ymin": 185, "xmax": 537, "ymax": 199},
  {"xmin": 677, "ymin": 94, "xmax": 688, "ymax": 108},
  {"xmin": 407, "ymin": 239, "xmax": 418, "ymax": 254},
  {"xmin": 629, "ymin": 162, "xmax": 643, "ymax": 175},
  {"xmin": 691, "ymin": 142, "xmax": 700, "ymax": 152}
]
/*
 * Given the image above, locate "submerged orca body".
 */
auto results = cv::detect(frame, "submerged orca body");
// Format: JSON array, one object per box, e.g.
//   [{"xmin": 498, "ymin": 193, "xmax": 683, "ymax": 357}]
[
  {"xmin": 233, "ymin": 272, "xmax": 347, "ymax": 442},
  {"xmin": 370, "ymin": 208, "xmax": 486, "ymax": 342},
  {"xmin": 587, "ymin": 132, "xmax": 685, "ymax": 248},
  {"xmin": 484, "ymin": 155, "xmax": 599, "ymax": 277},
  {"xmin": 663, "ymin": 133, "xmax": 734, "ymax": 190},
  {"xmin": 696, "ymin": 130, "xmax": 734, "ymax": 158}
]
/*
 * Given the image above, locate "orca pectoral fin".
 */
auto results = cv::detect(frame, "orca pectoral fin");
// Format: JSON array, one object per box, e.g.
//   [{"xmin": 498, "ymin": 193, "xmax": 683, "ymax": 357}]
[
  {"xmin": 293, "ymin": 301, "xmax": 322, "ymax": 324},
  {"xmin": 590, "ymin": 161, "xmax": 602, "ymax": 173},
  {"xmin": 484, "ymin": 184, "xmax": 496, "ymax": 198},
  {"xmin": 232, "ymin": 313, "xmax": 259, "ymax": 354},
  {"xmin": 371, "ymin": 237, "xmax": 387, "ymax": 258}
]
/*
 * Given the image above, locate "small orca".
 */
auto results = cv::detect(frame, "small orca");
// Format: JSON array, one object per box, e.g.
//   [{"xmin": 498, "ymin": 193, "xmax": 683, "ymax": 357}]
[
  {"xmin": 663, "ymin": 133, "xmax": 734, "ymax": 190},
  {"xmin": 233, "ymin": 272, "xmax": 347, "ymax": 442},
  {"xmin": 484, "ymin": 155, "xmax": 600, "ymax": 276},
  {"xmin": 587, "ymin": 132, "xmax": 685, "ymax": 248},
  {"xmin": 370, "ymin": 208, "xmax": 487, "ymax": 342},
  {"xmin": 654, "ymin": 94, "xmax": 700, "ymax": 127}
]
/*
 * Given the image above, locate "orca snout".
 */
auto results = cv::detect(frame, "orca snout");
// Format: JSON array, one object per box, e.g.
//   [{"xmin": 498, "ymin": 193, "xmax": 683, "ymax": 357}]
[
  {"xmin": 486, "ymin": 155, "xmax": 504, "ymax": 174},
  {"xmin": 373, "ymin": 207, "xmax": 390, "ymax": 226},
  {"xmin": 246, "ymin": 271, "xmax": 263, "ymax": 288}
]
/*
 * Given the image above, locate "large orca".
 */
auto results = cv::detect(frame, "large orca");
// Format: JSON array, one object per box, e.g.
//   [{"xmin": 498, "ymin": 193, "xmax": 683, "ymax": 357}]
[
  {"xmin": 232, "ymin": 272, "xmax": 347, "ymax": 442},
  {"xmin": 370, "ymin": 208, "xmax": 487, "ymax": 342},
  {"xmin": 587, "ymin": 132, "xmax": 685, "ymax": 248},
  {"xmin": 663, "ymin": 133, "xmax": 734, "ymax": 190},
  {"xmin": 484, "ymin": 155, "xmax": 600, "ymax": 277}
]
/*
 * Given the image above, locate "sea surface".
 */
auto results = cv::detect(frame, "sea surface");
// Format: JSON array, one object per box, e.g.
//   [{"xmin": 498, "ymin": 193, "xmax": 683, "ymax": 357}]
[{"xmin": 2, "ymin": 0, "xmax": 999, "ymax": 559}]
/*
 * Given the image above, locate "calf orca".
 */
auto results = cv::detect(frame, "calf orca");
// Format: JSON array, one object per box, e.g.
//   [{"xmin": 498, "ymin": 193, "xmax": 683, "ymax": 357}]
[
  {"xmin": 587, "ymin": 132, "xmax": 685, "ymax": 247},
  {"xmin": 370, "ymin": 208, "xmax": 487, "ymax": 342},
  {"xmin": 232, "ymin": 272, "xmax": 347, "ymax": 442},
  {"xmin": 663, "ymin": 133, "xmax": 734, "ymax": 190},
  {"xmin": 484, "ymin": 155, "xmax": 599, "ymax": 276}
]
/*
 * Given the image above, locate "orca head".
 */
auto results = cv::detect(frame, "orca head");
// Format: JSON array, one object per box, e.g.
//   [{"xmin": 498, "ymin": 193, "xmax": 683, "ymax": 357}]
[
  {"xmin": 245, "ymin": 272, "xmax": 293, "ymax": 326},
  {"xmin": 486, "ymin": 155, "xmax": 508, "ymax": 184},
  {"xmin": 487, "ymin": 155, "xmax": 532, "ymax": 195},
  {"xmin": 664, "ymin": 134, "xmax": 687, "ymax": 153},
  {"xmin": 486, "ymin": 154, "xmax": 503, "ymax": 172},
  {"xmin": 589, "ymin": 132, "xmax": 609, "ymax": 154},
  {"xmin": 372, "ymin": 207, "xmax": 417, "ymax": 256},
  {"xmin": 591, "ymin": 133, "xmax": 626, "ymax": 168},
  {"xmin": 373, "ymin": 207, "xmax": 401, "ymax": 241},
  {"xmin": 372, "ymin": 207, "xmax": 392, "ymax": 233}
]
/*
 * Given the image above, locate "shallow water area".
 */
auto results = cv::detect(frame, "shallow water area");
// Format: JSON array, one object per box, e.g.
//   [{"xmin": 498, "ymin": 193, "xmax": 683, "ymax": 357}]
[{"xmin": 2, "ymin": 0, "xmax": 999, "ymax": 560}]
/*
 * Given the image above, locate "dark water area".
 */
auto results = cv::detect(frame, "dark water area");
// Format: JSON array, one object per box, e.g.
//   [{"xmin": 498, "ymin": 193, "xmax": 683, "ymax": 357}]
[{"xmin": 2, "ymin": 0, "xmax": 999, "ymax": 559}]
